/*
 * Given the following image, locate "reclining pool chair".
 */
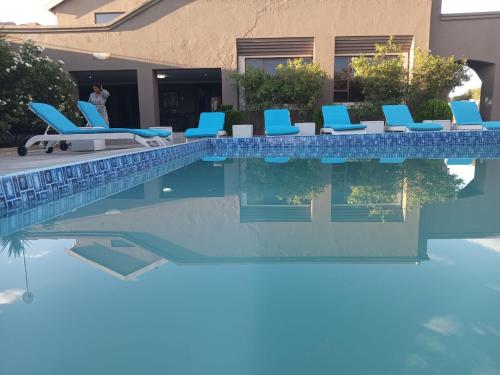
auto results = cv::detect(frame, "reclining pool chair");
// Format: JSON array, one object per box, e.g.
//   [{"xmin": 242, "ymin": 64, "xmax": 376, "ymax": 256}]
[
  {"xmin": 18, "ymin": 102, "xmax": 166, "ymax": 156},
  {"xmin": 264, "ymin": 109, "xmax": 300, "ymax": 136},
  {"xmin": 77, "ymin": 100, "xmax": 172, "ymax": 143},
  {"xmin": 382, "ymin": 105, "xmax": 443, "ymax": 132},
  {"xmin": 320, "ymin": 105, "xmax": 366, "ymax": 134},
  {"xmin": 184, "ymin": 112, "xmax": 226, "ymax": 140},
  {"xmin": 449, "ymin": 101, "xmax": 500, "ymax": 130}
]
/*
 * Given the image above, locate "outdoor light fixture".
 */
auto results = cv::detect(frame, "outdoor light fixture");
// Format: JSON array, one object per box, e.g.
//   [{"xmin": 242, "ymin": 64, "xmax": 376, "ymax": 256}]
[
  {"xmin": 157, "ymin": 73, "xmax": 167, "ymax": 79},
  {"xmin": 92, "ymin": 52, "xmax": 111, "ymax": 60},
  {"xmin": 162, "ymin": 187, "xmax": 172, "ymax": 192}
]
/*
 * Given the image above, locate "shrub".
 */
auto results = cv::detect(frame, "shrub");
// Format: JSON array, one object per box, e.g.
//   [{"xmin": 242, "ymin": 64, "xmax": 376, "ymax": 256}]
[
  {"xmin": 413, "ymin": 99, "xmax": 452, "ymax": 122},
  {"xmin": 232, "ymin": 58, "xmax": 327, "ymax": 121},
  {"xmin": 220, "ymin": 104, "xmax": 242, "ymax": 136},
  {"xmin": 408, "ymin": 48, "xmax": 470, "ymax": 109},
  {"xmin": 0, "ymin": 37, "xmax": 81, "ymax": 145},
  {"xmin": 452, "ymin": 87, "xmax": 481, "ymax": 101},
  {"xmin": 351, "ymin": 38, "xmax": 407, "ymax": 105}
]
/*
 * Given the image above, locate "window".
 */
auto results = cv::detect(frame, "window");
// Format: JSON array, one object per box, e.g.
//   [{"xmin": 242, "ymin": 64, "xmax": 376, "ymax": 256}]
[
  {"xmin": 95, "ymin": 12, "xmax": 124, "ymax": 24},
  {"xmin": 243, "ymin": 57, "xmax": 313, "ymax": 75},
  {"xmin": 333, "ymin": 56, "xmax": 364, "ymax": 102}
]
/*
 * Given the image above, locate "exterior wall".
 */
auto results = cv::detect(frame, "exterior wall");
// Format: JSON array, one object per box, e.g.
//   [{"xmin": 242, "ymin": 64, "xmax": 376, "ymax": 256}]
[
  {"xmin": 6, "ymin": 0, "xmax": 434, "ymax": 128},
  {"xmin": 430, "ymin": 0, "xmax": 500, "ymax": 120},
  {"xmin": 52, "ymin": 0, "xmax": 145, "ymax": 26}
]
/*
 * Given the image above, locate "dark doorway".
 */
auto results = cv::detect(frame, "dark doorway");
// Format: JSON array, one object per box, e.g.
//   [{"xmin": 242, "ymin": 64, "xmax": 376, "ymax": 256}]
[
  {"xmin": 156, "ymin": 68, "xmax": 222, "ymax": 132},
  {"xmin": 71, "ymin": 70, "xmax": 140, "ymax": 129}
]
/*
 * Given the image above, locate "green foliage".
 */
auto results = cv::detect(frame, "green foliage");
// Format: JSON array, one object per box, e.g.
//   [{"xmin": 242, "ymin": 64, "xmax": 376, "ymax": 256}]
[
  {"xmin": 414, "ymin": 99, "xmax": 452, "ymax": 122},
  {"xmin": 453, "ymin": 87, "xmax": 481, "ymax": 101},
  {"xmin": 408, "ymin": 48, "xmax": 470, "ymax": 109},
  {"xmin": 404, "ymin": 160, "xmax": 462, "ymax": 208},
  {"xmin": 0, "ymin": 37, "xmax": 81, "ymax": 144},
  {"xmin": 232, "ymin": 58, "xmax": 327, "ymax": 121},
  {"xmin": 242, "ymin": 159, "xmax": 326, "ymax": 205},
  {"xmin": 350, "ymin": 38, "xmax": 470, "ymax": 116},
  {"xmin": 351, "ymin": 38, "xmax": 407, "ymax": 105},
  {"xmin": 344, "ymin": 159, "xmax": 463, "ymax": 219},
  {"xmin": 220, "ymin": 104, "xmax": 242, "ymax": 136}
]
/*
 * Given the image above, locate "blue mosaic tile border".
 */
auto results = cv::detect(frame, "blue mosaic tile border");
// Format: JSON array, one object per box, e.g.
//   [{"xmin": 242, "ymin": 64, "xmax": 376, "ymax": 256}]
[
  {"xmin": 208, "ymin": 131, "xmax": 500, "ymax": 152},
  {"xmin": 0, "ymin": 141, "xmax": 209, "ymax": 218}
]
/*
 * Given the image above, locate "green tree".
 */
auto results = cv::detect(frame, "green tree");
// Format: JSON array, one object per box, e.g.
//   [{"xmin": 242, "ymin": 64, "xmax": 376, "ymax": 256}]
[
  {"xmin": 408, "ymin": 48, "xmax": 469, "ymax": 109},
  {"xmin": 232, "ymin": 58, "xmax": 327, "ymax": 121},
  {"xmin": 0, "ymin": 38, "xmax": 81, "ymax": 145},
  {"xmin": 351, "ymin": 38, "xmax": 408, "ymax": 105},
  {"xmin": 452, "ymin": 87, "xmax": 481, "ymax": 101}
]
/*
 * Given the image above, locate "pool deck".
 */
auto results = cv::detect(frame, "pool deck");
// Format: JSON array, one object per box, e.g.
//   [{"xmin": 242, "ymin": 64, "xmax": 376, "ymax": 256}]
[{"xmin": 0, "ymin": 133, "xmax": 187, "ymax": 176}]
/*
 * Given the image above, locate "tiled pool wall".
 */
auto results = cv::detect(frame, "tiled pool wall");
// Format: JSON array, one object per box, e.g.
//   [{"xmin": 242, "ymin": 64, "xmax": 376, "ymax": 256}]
[
  {"xmin": 0, "ymin": 140, "xmax": 209, "ymax": 220},
  {"xmin": 2, "ymin": 130, "xmax": 500, "ymax": 227}
]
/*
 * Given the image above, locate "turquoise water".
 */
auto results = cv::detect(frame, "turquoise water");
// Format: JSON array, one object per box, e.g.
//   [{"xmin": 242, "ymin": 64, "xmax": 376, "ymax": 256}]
[{"xmin": 1, "ymin": 158, "xmax": 500, "ymax": 374}]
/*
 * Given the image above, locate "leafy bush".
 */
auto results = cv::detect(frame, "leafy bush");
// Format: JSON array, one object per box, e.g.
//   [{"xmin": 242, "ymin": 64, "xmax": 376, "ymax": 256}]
[
  {"xmin": 350, "ymin": 38, "xmax": 470, "ymax": 115},
  {"xmin": 351, "ymin": 38, "xmax": 407, "ymax": 106},
  {"xmin": 233, "ymin": 58, "xmax": 327, "ymax": 121},
  {"xmin": 414, "ymin": 99, "xmax": 452, "ymax": 122},
  {"xmin": 220, "ymin": 104, "xmax": 242, "ymax": 136},
  {"xmin": 0, "ymin": 36, "xmax": 81, "ymax": 145},
  {"xmin": 408, "ymin": 49, "xmax": 469, "ymax": 109},
  {"xmin": 242, "ymin": 159, "xmax": 326, "ymax": 205}
]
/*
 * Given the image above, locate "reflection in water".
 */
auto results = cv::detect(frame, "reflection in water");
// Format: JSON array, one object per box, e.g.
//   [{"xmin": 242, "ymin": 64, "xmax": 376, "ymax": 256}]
[
  {"xmin": 3, "ymin": 158, "xmax": 499, "ymax": 278},
  {"xmin": 2, "ymin": 158, "xmax": 500, "ymax": 375}
]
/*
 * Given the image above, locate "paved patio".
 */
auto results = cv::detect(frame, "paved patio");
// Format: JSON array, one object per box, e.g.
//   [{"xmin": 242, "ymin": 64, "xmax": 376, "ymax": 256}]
[{"xmin": 0, "ymin": 133, "xmax": 187, "ymax": 176}]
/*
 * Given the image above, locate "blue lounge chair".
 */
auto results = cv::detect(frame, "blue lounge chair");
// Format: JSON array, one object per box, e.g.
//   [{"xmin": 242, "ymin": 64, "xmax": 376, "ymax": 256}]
[
  {"xmin": 320, "ymin": 105, "xmax": 366, "ymax": 134},
  {"xmin": 380, "ymin": 158, "xmax": 405, "ymax": 164},
  {"xmin": 320, "ymin": 157, "xmax": 347, "ymax": 164},
  {"xmin": 264, "ymin": 157, "xmax": 289, "ymax": 164},
  {"xmin": 184, "ymin": 112, "xmax": 226, "ymax": 140},
  {"xmin": 449, "ymin": 101, "xmax": 500, "ymax": 130},
  {"xmin": 264, "ymin": 109, "xmax": 300, "ymax": 136},
  {"xmin": 446, "ymin": 158, "xmax": 474, "ymax": 166},
  {"xmin": 18, "ymin": 103, "xmax": 166, "ymax": 156},
  {"xmin": 382, "ymin": 105, "xmax": 443, "ymax": 131},
  {"xmin": 77, "ymin": 100, "xmax": 172, "ymax": 143}
]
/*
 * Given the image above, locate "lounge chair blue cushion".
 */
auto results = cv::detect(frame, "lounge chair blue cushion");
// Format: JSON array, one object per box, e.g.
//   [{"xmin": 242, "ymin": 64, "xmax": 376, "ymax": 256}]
[
  {"xmin": 382, "ymin": 104, "xmax": 442, "ymax": 131},
  {"xmin": 184, "ymin": 112, "xmax": 225, "ymax": 138},
  {"xmin": 406, "ymin": 122, "xmax": 443, "ymax": 131},
  {"xmin": 264, "ymin": 157, "xmax": 289, "ymax": 164},
  {"xmin": 324, "ymin": 123, "xmax": 367, "ymax": 131},
  {"xmin": 29, "ymin": 102, "xmax": 158, "ymax": 137},
  {"xmin": 446, "ymin": 158, "xmax": 474, "ymax": 166},
  {"xmin": 322, "ymin": 105, "xmax": 366, "ymax": 131},
  {"xmin": 380, "ymin": 158, "xmax": 405, "ymax": 164},
  {"xmin": 264, "ymin": 109, "xmax": 299, "ymax": 135},
  {"xmin": 449, "ymin": 101, "xmax": 483, "ymax": 125},
  {"xmin": 483, "ymin": 121, "xmax": 500, "ymax": 130},
  {"xmin": 320, "ymin": 157, "xmax": 347, "ymax": 164},
  {"xmin": 77, "ymin": 100, "xmax": 171, "ymax": 137},
  {"xmin": 266, "ymin": 126, "xmax": 300, "ymax": 135}
]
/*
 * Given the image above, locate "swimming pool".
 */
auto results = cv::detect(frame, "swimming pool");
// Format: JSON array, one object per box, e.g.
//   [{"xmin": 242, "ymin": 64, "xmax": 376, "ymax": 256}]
[{"xmin": 1, "ymin": 136, "xmax": 500, "ymax": 374}]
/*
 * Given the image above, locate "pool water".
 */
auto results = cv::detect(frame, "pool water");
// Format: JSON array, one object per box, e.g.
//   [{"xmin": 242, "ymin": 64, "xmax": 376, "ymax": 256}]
[{"xmin": 1, "ymin": 158, "xmax": 500, "ymax": 375}]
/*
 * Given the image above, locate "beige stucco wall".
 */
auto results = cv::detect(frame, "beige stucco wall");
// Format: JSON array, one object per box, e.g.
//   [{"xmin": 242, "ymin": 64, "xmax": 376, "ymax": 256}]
[
  {"xmin": 53, "ymin": 0, "xmax": 145, "ymax": 26},
  {"xmin": 6, "ymin": 0, "xmax": 433, "ymax": 127}
]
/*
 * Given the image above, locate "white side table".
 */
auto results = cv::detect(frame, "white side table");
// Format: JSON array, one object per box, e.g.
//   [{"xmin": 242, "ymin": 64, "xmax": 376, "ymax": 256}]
[
  {"xmin": 149, "ymin": 126, "xmax": 173, "ymax": 142},
  {"xmin": 360, "ymin": 121, "xmax": 385, "ymax": 133},
  {"xmin": 295, "ymin": 122, "xmax": 316, "ymax": 135},
  {"xmin": 232, "ymin": 124, "xmax": 253, "ymax": 138}
]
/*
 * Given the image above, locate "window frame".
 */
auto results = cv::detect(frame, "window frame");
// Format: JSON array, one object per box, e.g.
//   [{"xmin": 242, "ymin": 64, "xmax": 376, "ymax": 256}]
[{"xmin": 94, "ymin": 12, "xmax": 125, "ymax": 24}]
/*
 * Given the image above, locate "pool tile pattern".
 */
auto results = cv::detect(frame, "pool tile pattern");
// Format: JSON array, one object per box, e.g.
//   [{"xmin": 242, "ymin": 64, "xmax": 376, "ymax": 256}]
[{"xmin": 0, "ymin": 141, "xmax": 208, "ymax": 219}]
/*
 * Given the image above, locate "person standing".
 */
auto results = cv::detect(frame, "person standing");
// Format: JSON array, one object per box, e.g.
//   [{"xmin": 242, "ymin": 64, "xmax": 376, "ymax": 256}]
[{"xmin": 89, "ymin": 82, "xmax": 110, "ymax": 125}]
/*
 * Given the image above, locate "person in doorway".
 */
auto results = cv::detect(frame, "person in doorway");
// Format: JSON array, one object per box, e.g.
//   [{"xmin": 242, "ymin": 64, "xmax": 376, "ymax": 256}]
[{"xmin": 89, "ymin": 82, "xmax": 110, "ymax": 125}]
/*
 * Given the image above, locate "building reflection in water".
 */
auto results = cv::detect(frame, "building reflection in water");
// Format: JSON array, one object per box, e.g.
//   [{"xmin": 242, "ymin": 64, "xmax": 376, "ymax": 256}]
[{"xmin": 9, "ymin": 159, "xmax": 500, "ymax": 280}]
